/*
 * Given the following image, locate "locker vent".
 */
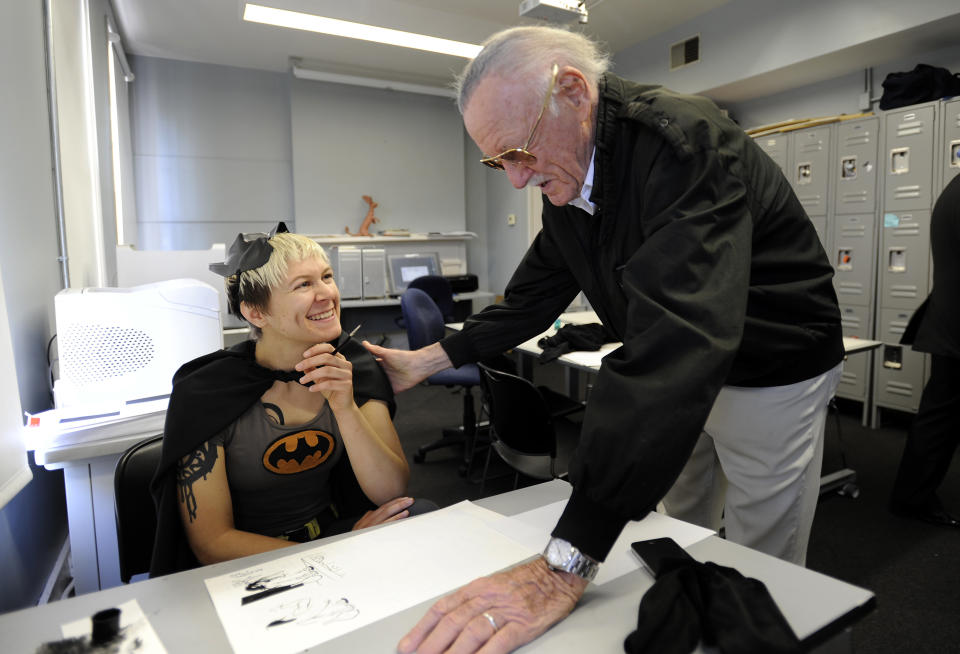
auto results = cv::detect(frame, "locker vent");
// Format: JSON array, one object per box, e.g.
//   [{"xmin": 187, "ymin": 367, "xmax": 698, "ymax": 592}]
[{"xmin": 670, "ymin": 35, "xmax": 700, "ymax": 71}]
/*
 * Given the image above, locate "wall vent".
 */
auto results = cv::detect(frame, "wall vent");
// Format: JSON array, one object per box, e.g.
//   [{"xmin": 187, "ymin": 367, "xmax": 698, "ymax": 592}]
[{"xmin": 670, "ymin": 35, "xmax": 700, "ymax": 71}]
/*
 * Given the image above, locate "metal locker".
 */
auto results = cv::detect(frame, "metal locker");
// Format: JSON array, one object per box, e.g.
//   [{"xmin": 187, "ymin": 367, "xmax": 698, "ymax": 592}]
[
  {"xmin": 838, "ymin": 352, "xmax": 869, "ymax": 401},
  {"xmin": 883, "ymin": 104, "xmax": 937, "ymax": 212},
  {"xmin": 791, "ymin": 127, "xmax": 831, "ymax": 216},
  {"xmin": 836, "ymin": 304, "xmax": 872, "ymax": 401},
  {"xmin": 810, "ymin": 215, "xmax": 827, "ymax": 248},
  {"xmin": 942, "ymin": 98, "xmax": 960, "ymax": 190},
  {"xmin": 873, "ymin": 308, "xmax": 926, "ymax": 413},
  {"xmin": 754, "ymin": 133, "xmax": 791, "ymax": 176},
  {"xmin": 832, "ymin": 213, "xmax": 876, "ymax": 306},
  {"xmin": 334, "ymin": 246, "xmax": 363, "ymax": 300},
  {"xmin": 835, "ymin": 117, "xmax": 878, "ymax": 215},
  {"xmin": 361, "ymin": 248, "xmax": 387, "ymax": 299},
  {"xmin": 879, "ymin": 210, "xmax": 930, "ymax": 310}
]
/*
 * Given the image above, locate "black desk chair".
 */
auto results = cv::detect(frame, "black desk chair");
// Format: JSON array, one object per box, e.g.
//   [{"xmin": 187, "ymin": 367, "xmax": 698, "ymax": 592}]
[
  {"xmin": 476, "ymin": 362, "xmax": 584, "ymax": 489},
  {"xmin": 114, "ymin": 434, "xmax": 163, "ymax": 583},
  {"xmin": 408, "ymin": 275, "xmax": 456, "ymax": 322},
  {"xmin": 401, "ymin": 287, "xmax": 481, "ymax": 470}
]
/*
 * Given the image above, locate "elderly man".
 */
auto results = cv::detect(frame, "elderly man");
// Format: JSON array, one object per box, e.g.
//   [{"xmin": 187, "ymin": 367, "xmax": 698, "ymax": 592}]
[{"xmin": 361, "ymin": 25, "xmax": 843, "ymax": 653}]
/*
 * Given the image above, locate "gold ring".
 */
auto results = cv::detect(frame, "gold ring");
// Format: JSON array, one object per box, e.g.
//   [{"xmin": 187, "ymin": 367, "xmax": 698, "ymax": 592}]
[{"xmin": 482, "ymin": 612, "xmax": 499, "ymax": 631}]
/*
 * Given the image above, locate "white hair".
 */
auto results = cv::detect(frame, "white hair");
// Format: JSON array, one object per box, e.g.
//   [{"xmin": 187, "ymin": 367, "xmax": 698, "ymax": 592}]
[{"xmin": 455, "ymin": 25, "xmax": 611, "ymax": 114}]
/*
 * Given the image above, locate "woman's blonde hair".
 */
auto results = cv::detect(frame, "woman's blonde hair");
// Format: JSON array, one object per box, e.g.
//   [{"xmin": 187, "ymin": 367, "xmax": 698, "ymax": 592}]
[{"xmin": 226, "ymin": 232, "xmax": 330, "ymax": 337}]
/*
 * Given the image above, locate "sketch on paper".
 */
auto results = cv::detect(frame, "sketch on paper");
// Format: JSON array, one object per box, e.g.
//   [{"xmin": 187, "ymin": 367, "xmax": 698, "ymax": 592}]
[{"xmin": 204, "ymin": 501, "xmax": 540, "ymax": 654}]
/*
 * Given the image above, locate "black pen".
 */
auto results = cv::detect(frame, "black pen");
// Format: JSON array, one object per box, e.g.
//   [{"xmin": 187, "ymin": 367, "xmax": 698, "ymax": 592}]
[{"xmin": 331, "ymin": 324, "xmax": 362, "ymax": 356}]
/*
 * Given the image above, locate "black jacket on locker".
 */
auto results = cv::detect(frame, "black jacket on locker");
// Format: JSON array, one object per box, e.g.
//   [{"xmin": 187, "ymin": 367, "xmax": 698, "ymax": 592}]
[
  {"xmin": 901, "ymin": 173, "xmax": 960, "ymax": 358},
  {"xmin": 440, "ymin": 73, "xmax": 843, "ymax": 560}
]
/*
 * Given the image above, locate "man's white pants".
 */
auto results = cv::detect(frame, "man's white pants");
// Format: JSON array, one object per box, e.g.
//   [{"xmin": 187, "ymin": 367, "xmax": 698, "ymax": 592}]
[{"xmin": 661, "ymin": 364, "xmax": 841, "ymax": 566}]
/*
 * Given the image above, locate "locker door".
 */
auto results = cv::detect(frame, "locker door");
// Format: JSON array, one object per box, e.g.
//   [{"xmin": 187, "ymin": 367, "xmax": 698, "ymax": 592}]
[
  {"xmin": 883, "ymin": 104, "xmax": 936, "ymax": 212},
  {"xmin": 879, "ymin": 210, "xmax": 930, "ymax": 310},
  {"xmin": 835, "ymin": 117, "xmax": 878, "ymax": 215},
  {"xmin": 873, "ymin": 308, "xmax": 925, "ymax": 413},
  {"xmin": 754, "ymin": 133, "xmax": 791, "ymax": 176},
  {"xmin": 942, "ymin": 98, "xmax": 960, "ymax": 189},
  {"xmin": 836, "ymin": 304, "xmax": 872, "ymax": 401},
  {"xmin": 832, "ymin": 213, "xmax": 876, "ymax": 306},
  {"xmin": 791, "ymin": 127, "xmax": 831, "ymax": 216}
]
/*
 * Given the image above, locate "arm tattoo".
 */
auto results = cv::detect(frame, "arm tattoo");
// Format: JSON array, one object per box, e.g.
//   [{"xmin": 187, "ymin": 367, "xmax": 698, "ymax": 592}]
[
  {"xmin": 262, "ymin": 402, "xmax": 285, "ymax": 425},
  {"xmin": 176, "ymin": 441, "xmax": 219, "ymax": 523}
]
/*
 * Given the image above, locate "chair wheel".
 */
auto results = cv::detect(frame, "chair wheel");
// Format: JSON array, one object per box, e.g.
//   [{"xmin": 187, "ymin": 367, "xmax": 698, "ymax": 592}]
[
  {"xmin": 457, "ymin": 464, "xmax": 468, "ymax": 477},
  {"xmin": 413, "ymin": 451, "xmax": 426, "ymax": 464}
]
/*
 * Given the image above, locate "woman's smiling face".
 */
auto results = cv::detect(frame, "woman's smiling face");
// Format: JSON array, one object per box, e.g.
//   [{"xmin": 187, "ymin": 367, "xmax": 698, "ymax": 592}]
[{"xmin": 259, "ymin": 256, "xmax": 342, "ymax": 346}]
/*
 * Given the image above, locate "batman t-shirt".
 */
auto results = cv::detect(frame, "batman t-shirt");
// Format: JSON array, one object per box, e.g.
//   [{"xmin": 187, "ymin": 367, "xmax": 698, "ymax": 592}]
[{"xmin": 209, "ymin": 400, "xmax": 344, "ymax": 537}]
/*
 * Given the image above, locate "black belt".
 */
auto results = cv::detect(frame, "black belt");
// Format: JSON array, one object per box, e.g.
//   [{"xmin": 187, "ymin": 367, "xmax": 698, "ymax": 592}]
[{"xmin": 280, "ymin": 506, "xmax": 338, "ymax": 543}]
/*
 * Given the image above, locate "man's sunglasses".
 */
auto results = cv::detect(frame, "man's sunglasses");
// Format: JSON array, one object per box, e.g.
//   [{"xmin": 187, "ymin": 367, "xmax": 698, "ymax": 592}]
[{"xmin": 480, "ymin": 63, "xmax": 559, "ymax": 170}]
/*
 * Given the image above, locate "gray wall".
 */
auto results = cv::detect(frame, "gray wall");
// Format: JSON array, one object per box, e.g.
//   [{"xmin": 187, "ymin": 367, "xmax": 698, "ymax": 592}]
[
  {"xmin": 724, "ymin": 42, "xmax": 960, "ymax": 129},
  {"xmin": 291, "ymin": 79, "xmax": 465, "ymax": 235},
  {"xmin": 128, "ymin": 54, "xmax": 521, "ymax": 295},
  {"xmin": 0, "ymin": 0, "xmax": 69, "ymax": 613},
  {"xmin": 130, "ymin": 55, "xmax": 293, "ymax": 250},
  {"xmin": 614, "ymin": 0, "xmax": 960, "ymax": 102}
]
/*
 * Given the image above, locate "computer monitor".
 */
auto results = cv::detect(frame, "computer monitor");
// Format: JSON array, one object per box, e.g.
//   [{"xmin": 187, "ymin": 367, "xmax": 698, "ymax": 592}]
[{"xmin": 388, "ymin": 252, "xmax": 440, "ymax": 295}]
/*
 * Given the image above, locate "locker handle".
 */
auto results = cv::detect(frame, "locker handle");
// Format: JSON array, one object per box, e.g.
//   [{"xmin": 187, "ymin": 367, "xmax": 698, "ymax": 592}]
[{"xmin": 890, "ymin": 147, "xmax": 909, "ymax": 175}]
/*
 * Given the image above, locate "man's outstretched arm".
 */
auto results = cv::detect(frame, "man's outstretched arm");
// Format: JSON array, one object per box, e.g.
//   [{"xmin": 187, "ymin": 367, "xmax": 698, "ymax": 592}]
[{"xmin": 355, "ymin": 341, "xmax": 453, "ymax": 393}]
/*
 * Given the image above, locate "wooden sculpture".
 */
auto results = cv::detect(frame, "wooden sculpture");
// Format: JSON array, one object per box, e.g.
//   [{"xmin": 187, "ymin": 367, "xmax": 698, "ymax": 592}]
[{"xmin": 345, "ymin": 195, "xmax": 379, "ymax": 236}]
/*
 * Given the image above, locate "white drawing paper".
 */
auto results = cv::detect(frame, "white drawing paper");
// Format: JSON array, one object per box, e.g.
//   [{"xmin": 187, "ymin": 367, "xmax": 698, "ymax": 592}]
[{"xmin": 204, "ymin": 501, "xmax": 538, "ymax": 654}]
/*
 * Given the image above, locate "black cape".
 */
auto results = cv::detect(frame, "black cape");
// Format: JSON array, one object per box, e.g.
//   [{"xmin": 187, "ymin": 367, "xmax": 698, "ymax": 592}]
[{"xmin": 148, "ymin": 336, "xmax": 395, "ymax": 577}]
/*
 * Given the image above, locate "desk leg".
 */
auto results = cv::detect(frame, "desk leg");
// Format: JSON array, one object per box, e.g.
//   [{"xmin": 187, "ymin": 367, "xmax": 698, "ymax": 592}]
[
  {"xmin": 61, "ymin": 455, "xmax": 123, "ymax": 595},
  {"xmin": 90, "ymin": 455, "xmax": 122, "ymax": 590},
  {"xmin": 516, "ymin": 351, "xmax": 532, "ymax": 381},
  {"xmin": 564, "ymin": 368, "xmax": 581, "ymax": 401},
  {"xmin": 810, "ymin": 626, "xmax": 852, "ymax": 654},
  {"xmin": 62, "ymin": 463, "xmax": 100, "ymax": 595}
]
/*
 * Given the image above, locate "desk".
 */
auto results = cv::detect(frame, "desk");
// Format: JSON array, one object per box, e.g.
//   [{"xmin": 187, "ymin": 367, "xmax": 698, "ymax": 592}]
[
  {"xmin": 451, "ymin": 314, "xmax": 883, "ymax": 501},
  {"xmin": 0, "ymin": 480, "xmax": 873, "ymax": 653},
  {"xmin": 447, "ymin": 311, "xmax": 608, "ymax": 400},
  {"xmin": 28, "ymin": 412, "xmax": 167, "ymax": 595}
]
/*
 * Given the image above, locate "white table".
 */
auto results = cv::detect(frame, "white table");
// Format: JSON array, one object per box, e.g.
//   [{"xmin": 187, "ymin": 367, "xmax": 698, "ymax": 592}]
[
  {"xmin": 0, "ymin": 480, "xmax": 874, "ymax": 653},
  {"xmin": 25, "ymin": 408, "xmax": 167, "ymax": 594},
  {"xmin": 451, "ymin": 313, "xmax": 883, "ymax": 500}
]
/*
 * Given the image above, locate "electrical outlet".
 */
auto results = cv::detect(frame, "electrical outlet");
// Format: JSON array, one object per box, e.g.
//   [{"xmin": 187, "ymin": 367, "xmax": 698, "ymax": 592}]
[{"xmin": 507, "ymin": 214, "xmax": 517, "ymax": 226}]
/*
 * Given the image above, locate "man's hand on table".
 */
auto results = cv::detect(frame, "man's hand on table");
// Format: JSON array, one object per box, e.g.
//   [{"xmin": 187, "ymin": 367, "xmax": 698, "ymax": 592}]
[{"xmin": 398, "ymin": 558, "xmax": 588, "ymax": 654}]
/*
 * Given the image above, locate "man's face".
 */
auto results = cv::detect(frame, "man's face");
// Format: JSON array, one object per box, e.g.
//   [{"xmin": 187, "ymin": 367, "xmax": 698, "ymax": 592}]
[{"xmin": 463, "ymin": 70, "xmax": 593, "ymax": 207}]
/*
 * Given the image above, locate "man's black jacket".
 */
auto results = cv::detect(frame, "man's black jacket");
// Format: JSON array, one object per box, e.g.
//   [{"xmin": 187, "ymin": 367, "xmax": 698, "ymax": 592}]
[{"xmin": 441, "ymin": 73, "xmax": 843, "ymax": 560}]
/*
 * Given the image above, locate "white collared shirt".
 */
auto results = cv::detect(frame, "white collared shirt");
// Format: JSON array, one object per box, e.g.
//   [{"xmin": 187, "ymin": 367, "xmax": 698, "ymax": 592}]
[{"xmin": 567, "ymin": 147, "xmax": 597, "ymax": 215}]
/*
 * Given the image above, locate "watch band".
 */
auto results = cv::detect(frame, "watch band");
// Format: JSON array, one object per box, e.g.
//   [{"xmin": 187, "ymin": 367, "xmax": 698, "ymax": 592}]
[{"xmin": 543, "ymin": 537, "xmax": 599, "ymax": 582}]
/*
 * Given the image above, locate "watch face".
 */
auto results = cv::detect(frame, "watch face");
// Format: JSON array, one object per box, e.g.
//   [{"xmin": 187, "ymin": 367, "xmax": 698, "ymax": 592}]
[{"xmin": 546, "ymin": 538, "xmax": 572, "ymax": 567}]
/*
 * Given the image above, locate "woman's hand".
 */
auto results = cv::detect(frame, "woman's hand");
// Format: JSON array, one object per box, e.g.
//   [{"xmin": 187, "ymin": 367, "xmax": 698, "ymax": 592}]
[
  {"xmin": 352, "ymin": 496, "xmax": 415, "ymax": 530},
  {"xmin": 296, "ymin": 343, "xmax": 354, "ymax": 410}
]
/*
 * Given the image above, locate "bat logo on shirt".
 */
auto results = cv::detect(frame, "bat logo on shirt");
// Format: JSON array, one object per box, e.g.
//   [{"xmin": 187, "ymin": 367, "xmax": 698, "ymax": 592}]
[{"xmin": 262, "ymin": 430, "xmax": 335, "ymax": 474}]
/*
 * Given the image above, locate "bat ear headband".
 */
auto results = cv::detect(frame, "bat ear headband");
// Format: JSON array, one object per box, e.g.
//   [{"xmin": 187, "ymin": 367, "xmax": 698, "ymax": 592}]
[{"xmin": 209, "ymin": 222, "xmax": 290, "ymax": 277}]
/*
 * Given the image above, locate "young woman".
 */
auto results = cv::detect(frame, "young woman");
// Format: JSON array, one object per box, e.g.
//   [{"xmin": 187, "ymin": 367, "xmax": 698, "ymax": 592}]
[{"xmin": 150, "ymin": 225, "xmax": 419, "ymax": 575}]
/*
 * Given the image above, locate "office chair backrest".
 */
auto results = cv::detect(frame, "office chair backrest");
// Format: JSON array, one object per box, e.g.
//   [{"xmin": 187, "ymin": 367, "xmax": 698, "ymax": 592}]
[
  {"xmin": 407, "ymin": 275, "xmax": 455, "ymax": 322},
  {"xmin": 401, "ymin": 287, "xmax": 446, "ymax": 350},
  {"xmin": 114, "ymin": 434, "xmax": 164, "ymax": 583},
  {"xmin": 477, "ymin": 363, "xmax": 557, "ymax": 457}
]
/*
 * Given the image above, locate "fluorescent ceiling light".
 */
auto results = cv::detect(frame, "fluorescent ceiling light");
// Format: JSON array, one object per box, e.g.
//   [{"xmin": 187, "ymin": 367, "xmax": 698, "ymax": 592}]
[
  {"xmin": 243, "ymin": 3, "xmax": 482, "ymax": 59},
  {"xmin": 291, "ymin": 65, "xmax": 456, "ymax": 98}
]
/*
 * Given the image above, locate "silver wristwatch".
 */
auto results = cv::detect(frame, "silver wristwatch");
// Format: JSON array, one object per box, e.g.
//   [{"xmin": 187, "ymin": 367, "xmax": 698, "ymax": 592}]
[{"xmin": 543, "ymin": 537, "xmax": 599, "ymax": 582}]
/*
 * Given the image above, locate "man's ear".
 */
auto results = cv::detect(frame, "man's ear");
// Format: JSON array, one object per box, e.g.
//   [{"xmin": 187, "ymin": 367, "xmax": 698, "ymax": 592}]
[
  {"xmin": 240, "ymin": 301, "xmax": 268, "ymax": 328},
  {"xmin": 556, "ymin": 67, "xmax": 592, "ymax": 119}
]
